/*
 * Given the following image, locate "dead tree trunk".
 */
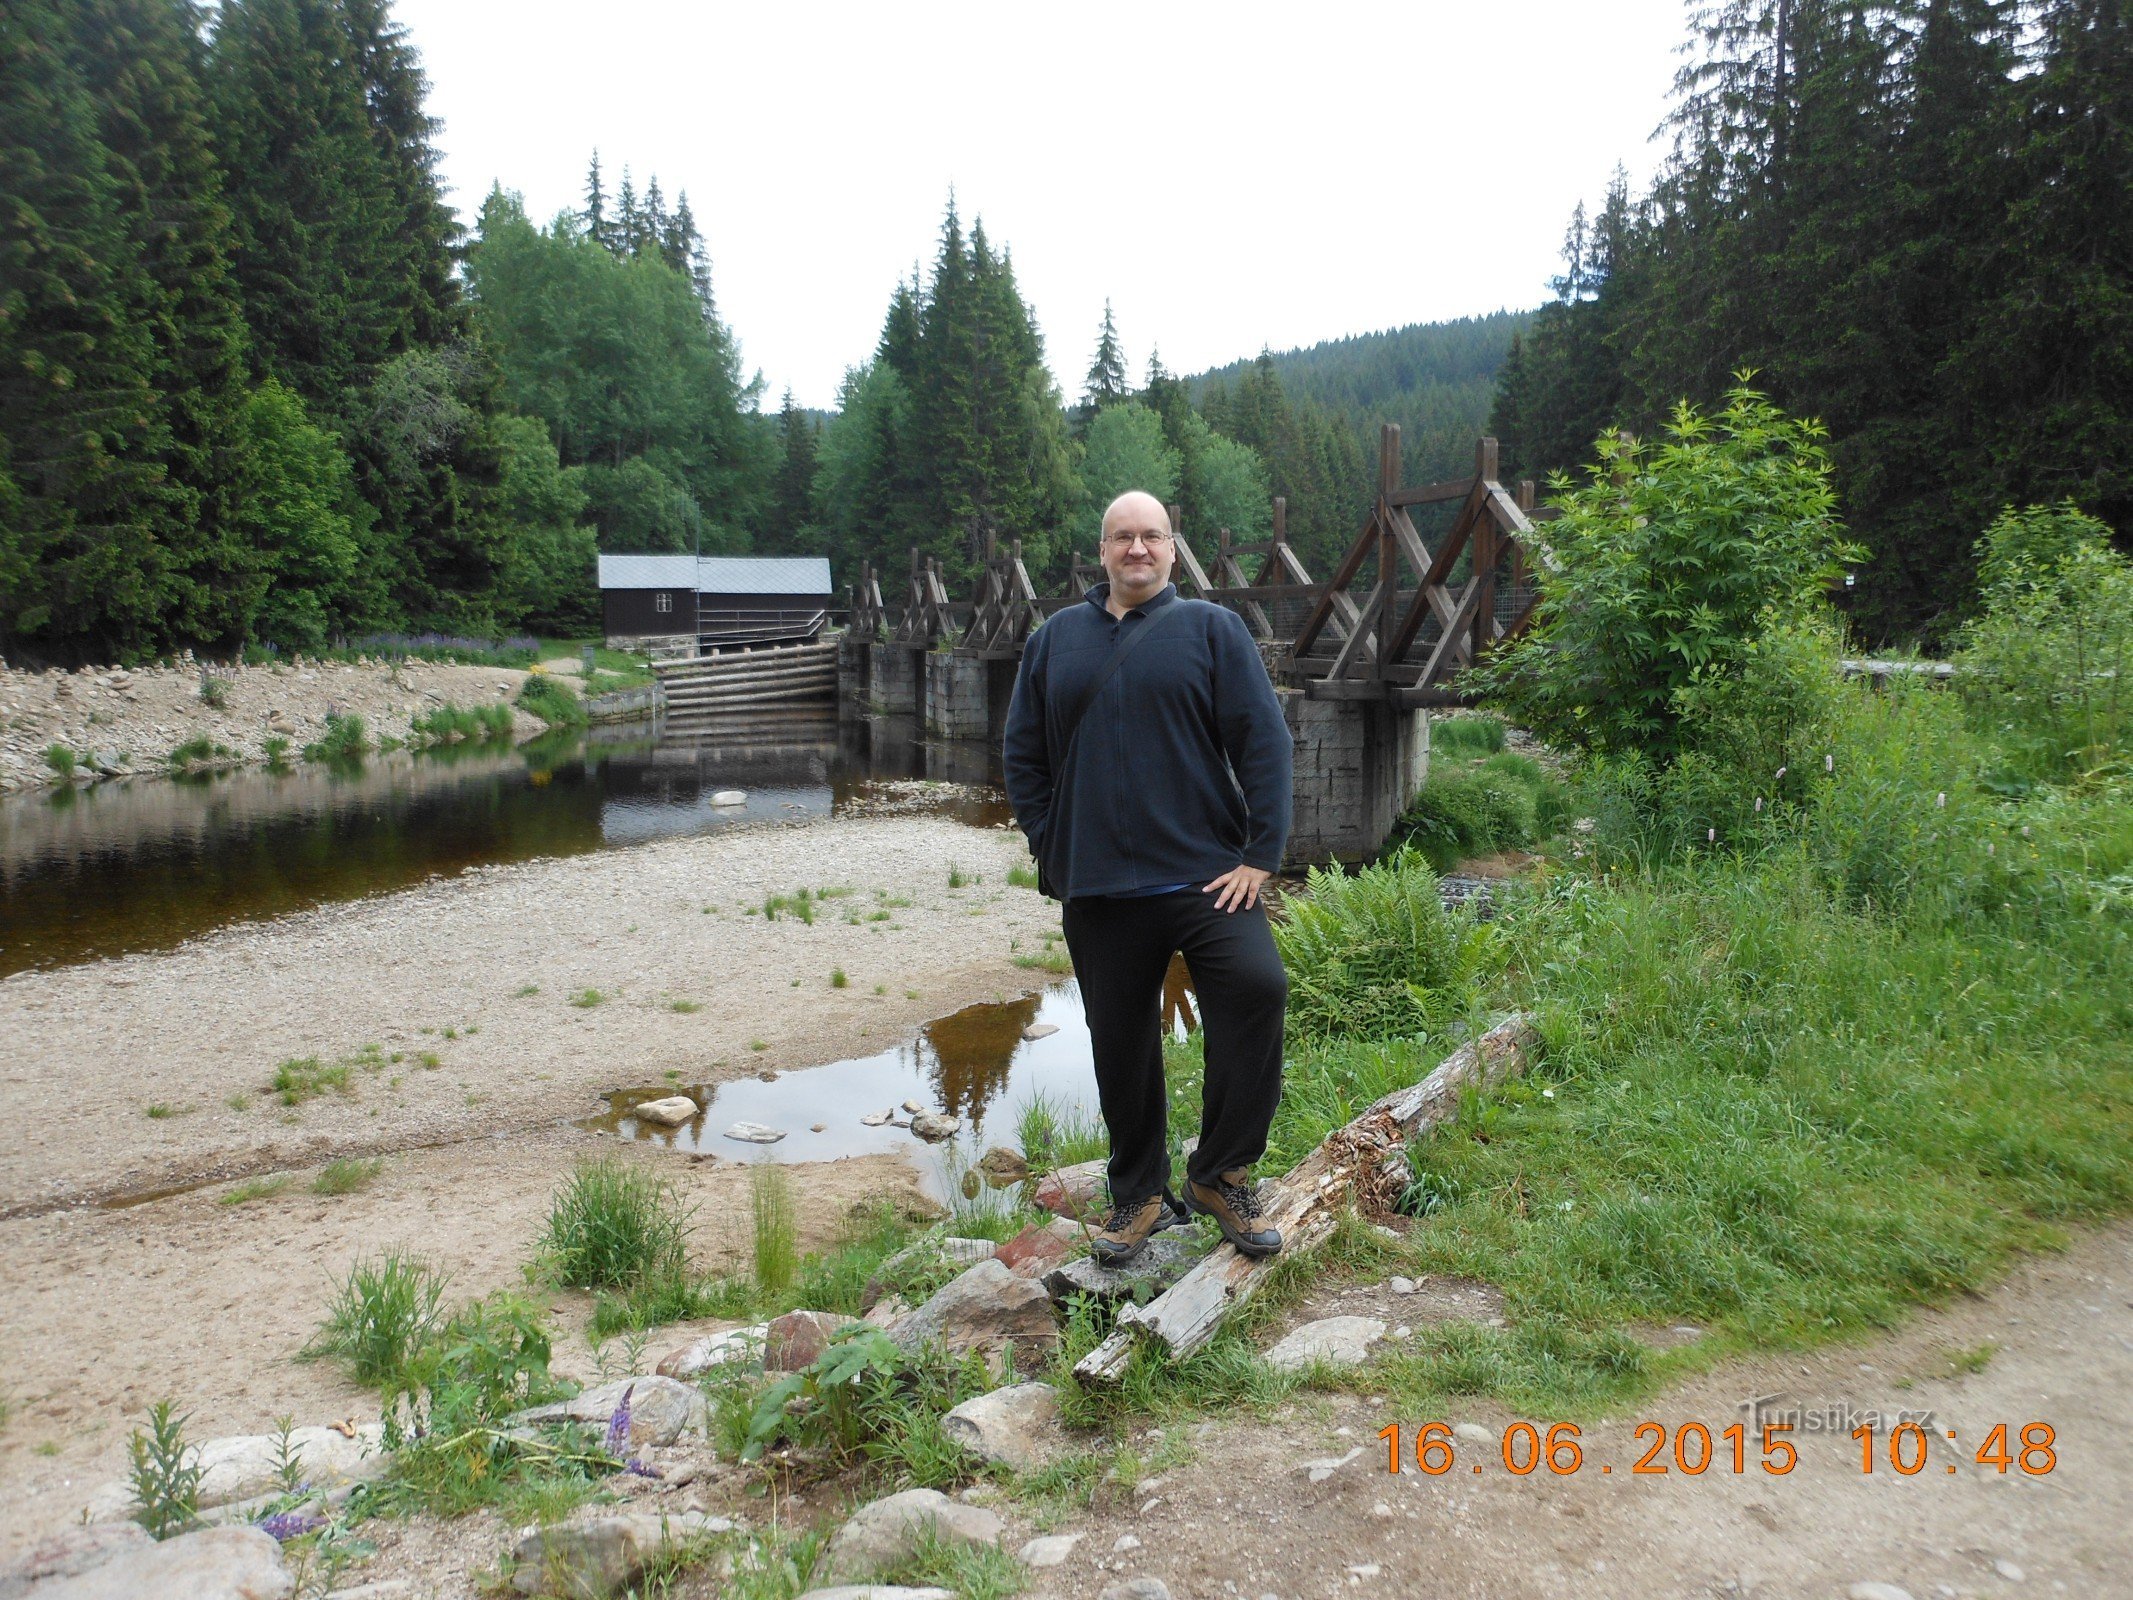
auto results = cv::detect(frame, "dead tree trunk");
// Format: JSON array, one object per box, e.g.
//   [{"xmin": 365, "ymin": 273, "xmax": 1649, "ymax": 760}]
[{"xmin": 1071, "ymin": 1012, "xmax": 1541, "ymax": 1385}]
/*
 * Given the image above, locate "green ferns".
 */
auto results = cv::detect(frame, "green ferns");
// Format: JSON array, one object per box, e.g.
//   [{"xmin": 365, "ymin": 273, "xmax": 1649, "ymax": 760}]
[{"xmin": 1273, "ymin": 848, "xmax": 1483, "ymax": 1044}]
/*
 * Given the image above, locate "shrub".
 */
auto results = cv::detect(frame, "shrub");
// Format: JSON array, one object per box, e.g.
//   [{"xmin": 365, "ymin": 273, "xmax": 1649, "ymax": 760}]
[
  {"xmin": 262, "ymin": 734, "xmax": 291, "ymax": 766},
  {"xmin": 1955, "ymin": 502, "xmax": 2132, "ymax": 781},
  {"xmin": 409, "ymin": 702, "xmax": 516, "ymax": 747},
  {"xmin": 1394, "ymin": 767, "xmax": 1544, "ymax": 870},
  {"xmin": 306, "ymin": 1251, "xmax": 448, "ymax": 1385},
  {"xmin": 1274, "ymin": 848, "xmax": 1477, "ymax": 1043},
  {"xmin": 167, "ymin": 736, "xmax": 236, "ymax": 769},
  {"xmin": 42, "ymin": 744, "xmax": 76, "ymax": 777},
  {"xmin": 1474, "ymin": 381, "xmax": 1862, "ymax": 763},
  {"xmin": 128, "ymin": 1400, "xmax": 202, "ymax": 1540},
  {"xmin": 538, "ymin": 1158, "xmax": 691, "ymax": 1290}
]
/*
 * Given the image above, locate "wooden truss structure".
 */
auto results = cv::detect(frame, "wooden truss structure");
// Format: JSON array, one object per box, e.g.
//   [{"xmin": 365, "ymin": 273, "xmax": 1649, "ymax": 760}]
[{"xmin": 838, "ymin": 434, "xmax": 1550, "ymax": 702}]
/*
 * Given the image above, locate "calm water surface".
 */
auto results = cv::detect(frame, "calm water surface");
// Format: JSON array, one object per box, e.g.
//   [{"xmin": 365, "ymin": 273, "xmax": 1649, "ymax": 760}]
[{"xmin": 0, "ymin": 714, "xmax": 1008, "ymax": 978}]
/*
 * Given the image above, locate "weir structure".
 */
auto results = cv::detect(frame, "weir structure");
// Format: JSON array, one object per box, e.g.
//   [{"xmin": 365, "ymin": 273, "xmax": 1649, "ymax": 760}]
[{"xmin": 836, "ymin": 429, "xmax": 1553, "ymax": 865}]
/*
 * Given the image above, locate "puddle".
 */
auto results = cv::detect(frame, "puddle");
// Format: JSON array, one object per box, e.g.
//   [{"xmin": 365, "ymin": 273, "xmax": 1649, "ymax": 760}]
[{"xmin": 582, "ymin": 959, "xmax": 1198, "ymax": 1207}]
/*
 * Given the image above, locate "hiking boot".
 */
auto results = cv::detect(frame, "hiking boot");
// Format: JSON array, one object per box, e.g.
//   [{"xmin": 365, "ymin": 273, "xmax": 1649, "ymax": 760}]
[
  {"xmin": 1091, "ymin": 1190, "xmax": 1188, "ymax": 1266},
  {"xmin": 1185, "ymin": 1168, "xmax": 1283, "ymax": 1257}
]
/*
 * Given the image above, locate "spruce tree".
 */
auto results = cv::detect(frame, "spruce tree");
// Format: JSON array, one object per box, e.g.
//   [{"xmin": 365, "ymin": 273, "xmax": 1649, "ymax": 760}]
[
  {"xmin": 1081, "ymin": 299, "xmax": 1129, "ymax": 420},
  {"xmin": 765, "ymin": 391, "xmax": 821, "ymax": 551},
  {"xmin": 583, "ymin": 149, "xmax": 613, "ymax": 251}
]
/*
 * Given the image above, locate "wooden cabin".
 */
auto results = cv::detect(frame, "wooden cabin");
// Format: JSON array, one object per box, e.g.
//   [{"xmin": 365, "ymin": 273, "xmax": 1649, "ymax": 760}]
[{"xmin": 598, "ymin": 554, "xmax": 834, "ymax": 659}]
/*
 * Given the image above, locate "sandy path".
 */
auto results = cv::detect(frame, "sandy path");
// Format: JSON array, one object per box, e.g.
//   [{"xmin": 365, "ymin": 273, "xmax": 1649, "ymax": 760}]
[
  {"xmin": 0, "ymin": 813, "xmax": 1055, "ymax": 1212},
  {"xmin": 1057, "ymin": 1221, "xmax": 2133, "ymax": 1599}
]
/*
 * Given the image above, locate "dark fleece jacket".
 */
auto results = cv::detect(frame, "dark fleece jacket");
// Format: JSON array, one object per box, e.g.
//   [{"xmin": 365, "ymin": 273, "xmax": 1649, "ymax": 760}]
[{"xmin": 1002, "ymin": 581, "xmax": 1293, "ymax": 899}]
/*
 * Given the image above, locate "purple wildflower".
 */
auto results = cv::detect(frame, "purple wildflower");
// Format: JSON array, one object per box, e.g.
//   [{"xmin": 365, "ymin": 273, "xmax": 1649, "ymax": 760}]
[
  {"xmin": 257, "ymin": 1509, "xmax": 325, "ymax": 1542},
  {"xmin": 625, "ymin": 1458, "xmax": 663, "ymax": 1479},
  {"xmin": 602, "ymin": 1385, "xmax": 635, "ymax": 1459}
]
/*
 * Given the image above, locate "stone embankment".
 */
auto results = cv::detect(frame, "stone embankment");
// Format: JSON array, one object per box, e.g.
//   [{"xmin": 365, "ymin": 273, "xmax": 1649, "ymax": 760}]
[{"xmin": 0, "ymin": 655, "xmax": 552, "ymax": 792}]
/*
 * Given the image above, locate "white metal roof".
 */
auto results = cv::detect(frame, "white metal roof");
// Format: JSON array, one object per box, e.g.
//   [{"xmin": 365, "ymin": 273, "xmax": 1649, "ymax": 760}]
[
  {"xmin": 597, "ymin": 554, "xmax": 833, "ymax": 594},
  {"xmin": 597, "ymin": 554, "xmax": 697, "ymax": 591},
  {"xmin": 696, "ymin": 556, "xmax": 833, "ymax": 595}
]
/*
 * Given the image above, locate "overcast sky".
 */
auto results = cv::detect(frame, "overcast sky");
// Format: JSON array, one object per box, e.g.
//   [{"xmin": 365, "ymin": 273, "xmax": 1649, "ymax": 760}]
[{"xmin": 396, "ymin": 0, "xmax": 1690, "ymax": 411}]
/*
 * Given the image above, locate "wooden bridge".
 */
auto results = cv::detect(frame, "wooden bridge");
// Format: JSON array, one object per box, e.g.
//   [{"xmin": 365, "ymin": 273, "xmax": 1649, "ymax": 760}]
[{"xmin": 837, "ymin": 430, "xmax": 1552, "ymax": 863}]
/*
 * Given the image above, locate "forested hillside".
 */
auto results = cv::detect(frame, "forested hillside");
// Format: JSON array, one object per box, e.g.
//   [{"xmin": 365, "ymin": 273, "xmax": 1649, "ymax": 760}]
[{"xmin": 1490, "ymin": 0, "xmax": 2132, "ymax": 640}]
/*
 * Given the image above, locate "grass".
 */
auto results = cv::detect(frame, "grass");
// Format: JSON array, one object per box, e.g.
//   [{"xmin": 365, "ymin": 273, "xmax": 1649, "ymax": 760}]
[
  {"xmin": 515, "ymin": 983, "xmax": 539, "ymax": 996},
  {"xmin": 301, "ymin": 713, "xmax": 369, "ymax": 763},
  {"xmin": 1015, "ymin": 1090, "xmax": 1109, "ymax": 1172},
  {"xmin": 947, "ymin": 864, "xmax": 970, "ymax": 888},
  {"xmin": 667, "ymin": 998, "xmax": 701, "ymax": 1013},
  {"xmin": 261, "ymin": 734, "xmax": 291, "ymax": 766},
  {"xmin": 408, "ymin": 701, "xmax": 515, "ymax": 747},
  {"xmin": 750, "ymin": 1162, "xmax": 799, "ymax": 1298},
  {"xmin": 763, "ymin": 889, "xmax": 816, "ymax": 924},
  {"xmin": 272, "ymin": 1055, "xmax": 351, "ymax": 1106},
  {"xmin": 516, "ymin": 674, "xmax": 587, "ymax": 730},
  {"xmin": 144, "ymin": 1103, "xmax": 175, "ymax": 1120},
  {"xmin": 43, "ymin": 744, "xmax": 76, "ymax": 776},
  {"xmin": 1007, "ymin": 862, "xmax": 1040, "ymax": 890},
  {"xmin": 304, "ymin": 1251, "xmax": 447, "ymax": 1385},
  {"xmin": 220, "ymin": 1175, "xmax": 290, "ymax": 1206},
  {"xmin": 167, "ymin": 736, "xmax": 238, "ymax": 769},
  {"xmin": 1013, "ymin": 930, "xmax": 1074, "ymax": 974},
  {"xmin": 568, "ymin": 988, "xmax": 605, "ymax": 1008},
  {"xmin": 537, "ymin": 1158, "xmax": 691, "ymax": 1290},
  {"xmin": 313, "ymin": 1157, "xmax": 384, "ymax": 1196},
  {"xmin": 830, "ymin": 967, "xmax": 848, "ymax": 988}
]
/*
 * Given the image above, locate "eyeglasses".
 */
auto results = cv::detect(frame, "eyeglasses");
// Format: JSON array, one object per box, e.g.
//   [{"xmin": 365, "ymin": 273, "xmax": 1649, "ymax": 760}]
[{"xmin": 1103, "ymin": 530, "xmax": 1174, "ymax": 550}]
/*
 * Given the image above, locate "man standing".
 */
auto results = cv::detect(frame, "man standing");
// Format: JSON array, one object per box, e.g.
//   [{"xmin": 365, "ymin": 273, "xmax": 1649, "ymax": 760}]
[{"xmin": 1004, "ymin": 490, "xmax": 1293, "ymax": 1264}]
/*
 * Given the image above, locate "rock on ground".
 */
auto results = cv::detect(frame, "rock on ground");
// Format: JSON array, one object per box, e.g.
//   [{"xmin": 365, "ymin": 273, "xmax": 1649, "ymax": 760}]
[
  {"xmin": 1097, "ymin": 1581, "xmax": 1172, "ymax": 1600},
  {"xmin": 888, "ymin": 1260, "xmax": 1060, "ymax": 1369},
  {"xmin": 1031, "ymin": 1159, "xmax": 1107, "ymax": 1220},
  {"xmin": 1041, "ymin": 1232, "xmax": 1205, "ymax": 1303},
  {"xmin": 1264, "ymin": 1315, "xmax": 1388, "ymax": 1372},
  {"xmin": 0, "ymin": 1524, "xmax": 152, "ymax": 1593},
  {"xmin": 1017, "ymin": 1533, "xmax": 1083, "ymax": 1569},
  {"xmin": 191, "ymin": 1422, "xmax": 389, "ymax": 1509},
  {"xmin": 656, "ymin": 1324, "xmax": 768, "ymax": 1379},
  {"xmin": 766, "ymin": 1310, "xmax": 867, "ymax": 1371},
  {"xmin": 818, "ymin": 1489, "xmax": 1003, "ymax": 1587},
  {"xmin": 511, "ymin": 1376, "xmax": 706, "ymax": 1447},
  {"xmin": 16, "ymin": 1525, "xmax": 291, "ymax": 1600},
  {"xmin": 508, "ymin": 1509, "xmax": 734, "ymax": 1598},
  {"xmin": 795, "ymin": 1589, "xmax": 954, "ymax": 1600},
  {"xmin": 993, "ymin": 1221, "xmax": 1070, "ymax": 1277},
  {"xmin": 631, "ymin": 1096, "xmax": 698, "ymax": 1127},
  {"xmin": 941, "ymin": 1381, "xmax": 1063, "ymax": 1472}
]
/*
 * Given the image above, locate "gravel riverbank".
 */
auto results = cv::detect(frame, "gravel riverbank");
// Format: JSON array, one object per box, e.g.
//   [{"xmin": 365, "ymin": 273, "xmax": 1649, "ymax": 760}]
[{"xmin": 0, "ymin": 655, "xmax": 549, "ymax": 792}]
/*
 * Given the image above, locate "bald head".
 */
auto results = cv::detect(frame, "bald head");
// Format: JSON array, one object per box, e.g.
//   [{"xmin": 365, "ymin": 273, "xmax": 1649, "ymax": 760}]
[
  {"xmin": 1096, "ymin": 489, "xmax": 1177, "ymax": 617},
  {"xmin": 1101, "ymin": 490, "xmax": 1170, "ymax": 542}
]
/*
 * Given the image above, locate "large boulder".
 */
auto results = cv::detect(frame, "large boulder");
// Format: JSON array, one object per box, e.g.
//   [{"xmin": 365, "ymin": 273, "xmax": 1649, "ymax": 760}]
[
  {"xmin": 888, "ymin": 1261, "xmax": 1059, "ymax": 1368},
  {"xmin": 940, "ymin": 1382, "xmax": 1063, "ymax": 1472},
  {"xmin": 18, "ymin": 1526, "xmax": 291, "ymax": 1600},
  {"xmin": 765, "ymin": 1310, "xmax": 867, "ymax": 1372},
  {"xmin": 511, "ymin": 1376, "xmax": 705, "ymax": 1447},
  {"xmin": 508, "ymin": 1509, "xmax": 734, "ymax": 1598},
  {"xmin": 817, "ymin": 1489, "xmax": 1002, "ymax": 1587}
]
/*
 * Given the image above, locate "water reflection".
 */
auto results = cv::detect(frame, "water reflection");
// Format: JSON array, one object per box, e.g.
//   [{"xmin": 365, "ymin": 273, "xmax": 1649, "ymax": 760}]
[
  {"xmin": 584, "ymin": 957, "xmax": 1199, "ymax": 1205},
  {"xmin": 0, "ymin": 714, "xmax": 1008, "ymax": 977}
]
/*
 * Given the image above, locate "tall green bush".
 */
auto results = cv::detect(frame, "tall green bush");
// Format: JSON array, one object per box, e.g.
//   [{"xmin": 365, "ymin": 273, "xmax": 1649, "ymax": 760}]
[
  {"xmin": 1955, "ymin": 503, "xmax": 2132, "ymax": 781},
  {"xmin": 1476, "ymin": 383, "xmax": 1862, "ymax": 764}
]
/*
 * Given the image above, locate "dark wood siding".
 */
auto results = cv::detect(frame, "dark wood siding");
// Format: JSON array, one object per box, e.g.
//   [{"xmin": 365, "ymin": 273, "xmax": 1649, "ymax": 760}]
[{"xmin": 602, "ymin": 588, "xmax": 693, "ymax": 635}]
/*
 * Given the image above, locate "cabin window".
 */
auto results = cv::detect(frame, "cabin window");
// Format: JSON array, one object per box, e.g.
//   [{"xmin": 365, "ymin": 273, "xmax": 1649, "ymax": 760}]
[{"xmin": 655, "ymin": 591, "xmax": 673, "ymax": 614}]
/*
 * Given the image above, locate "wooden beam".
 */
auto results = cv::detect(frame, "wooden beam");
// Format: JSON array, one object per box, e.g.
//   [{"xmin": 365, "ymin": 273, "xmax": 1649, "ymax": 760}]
[
  {"xmin": 1303, "ymin": 677, "xmax": 1395, "ymax": 701},
  {"xmin": 1386, "ymin": 477, "xmax": 1476, "ymax": 509},
  {"xmin": 1073, "ymin": 1015, "xmax": 1542, "ymax": 1382},
  {"xmin": 1290, "ymin": 508, "xmax": 1381, "ymax": 659},
  {"xmin": 1416, "ymin": 576, "xmax": 1487, "ymax": 688}
]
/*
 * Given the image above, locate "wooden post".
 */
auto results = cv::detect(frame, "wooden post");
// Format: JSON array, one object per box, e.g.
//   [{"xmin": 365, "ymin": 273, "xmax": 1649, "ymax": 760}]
[
  {"xmin": 1376, "ymin": 425, "xmax": 1401, "ymax": 683},
  {"xmin": 1470, "ymin": 438, "xmax": 1499, "ymax": 661}
]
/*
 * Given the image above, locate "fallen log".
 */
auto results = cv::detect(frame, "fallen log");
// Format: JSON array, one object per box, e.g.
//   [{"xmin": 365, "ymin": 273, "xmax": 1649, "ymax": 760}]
[{"xmin": 1071, "ymin": 1011, "xmax": 1541, "ymax": 1385}]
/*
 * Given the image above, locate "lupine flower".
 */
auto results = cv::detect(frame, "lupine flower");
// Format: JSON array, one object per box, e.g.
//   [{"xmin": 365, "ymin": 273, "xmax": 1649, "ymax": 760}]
[
  {"xmin": 602, "ymin": 1385, "xmax": 635, "ymax": 1459},
  {"xmin": 625, "ymin": 1458, "xmax": 663, "ymax": 1479},
  {"xmin": 257, "ymin": 1510, "xmax": 325, "ymax": 1542}
]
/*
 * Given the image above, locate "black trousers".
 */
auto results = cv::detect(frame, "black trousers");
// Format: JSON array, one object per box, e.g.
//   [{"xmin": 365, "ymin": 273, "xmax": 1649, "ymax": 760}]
[{"xmin": 1059, "ymin": 890, "xmax": 1288, "ymax": 1206}]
